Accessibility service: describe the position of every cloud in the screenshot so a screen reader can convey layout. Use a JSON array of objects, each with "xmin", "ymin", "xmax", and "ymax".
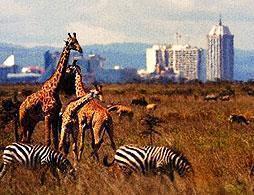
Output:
[
  {"xmin": 0, "ymin": 0, "xmax": 31, "ymax": 17},
  {"xmin": 0, "ymin": 0, "xmax": 253, "ymax": 49},
  {"xmin": 66, "ymin": 22, "xmax": 132, "ymax": 45}
]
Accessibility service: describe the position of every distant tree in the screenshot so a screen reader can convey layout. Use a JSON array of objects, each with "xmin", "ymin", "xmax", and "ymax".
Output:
[{"xmin": 140, "ymin": 114, "xmax": 162, "ymax": 145}]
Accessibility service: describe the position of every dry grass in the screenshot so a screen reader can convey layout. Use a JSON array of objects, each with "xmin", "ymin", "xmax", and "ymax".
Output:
[{"xmin": 1, "ymin": 83, "xmax": 254, "ymax": 194}]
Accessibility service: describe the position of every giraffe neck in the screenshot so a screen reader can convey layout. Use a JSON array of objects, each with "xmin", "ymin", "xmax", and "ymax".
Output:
[
  {"xmin": 71, "ymin": 94, "xmax": 93, "ymax": 115},
  {"xmin": 75, "ymin": 70, "xmax": 90, "ymax": 98},
  {"xmin": 43, "ymin": 47, "xmax": 70, "ymax": 93}
]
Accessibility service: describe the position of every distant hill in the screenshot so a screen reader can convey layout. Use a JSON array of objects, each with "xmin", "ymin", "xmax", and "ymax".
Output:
[{"xmin": 0, "ymin": 42, "xmax": 253, "ymax": 81}]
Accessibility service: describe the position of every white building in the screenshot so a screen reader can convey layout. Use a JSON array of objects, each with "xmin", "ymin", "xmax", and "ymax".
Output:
[
  {"xmin": 146, "ymin": 45, "xmax": 166, "ymax": 73},
  {"xmin": 167, "ymin": 45, "xmax": 202, "ymax": 80},
  {"xmin": 206, "ymin": 19, "xmax": 234, "ymax": 81},
  {"xmin": 146, "ymin": 44, "xmax": 203, "ymax": 80},
  {"xmin": 0, "ymin": 55, "xmax": 19, "ymax": 82}
]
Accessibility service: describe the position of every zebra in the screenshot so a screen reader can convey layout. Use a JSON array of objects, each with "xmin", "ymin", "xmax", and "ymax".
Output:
[
  {"xmin": 103, "ymin": 145, "xmax": 193, "ymax": 181},
  {"xmin": 0, "ymin": 142, "xmax": 76, "ymax": 185}
]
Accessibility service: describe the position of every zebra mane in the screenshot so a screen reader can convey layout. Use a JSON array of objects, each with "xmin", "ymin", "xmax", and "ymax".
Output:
[{"xmin": 169, "ymin": 147, "xmax": 190, "ymax": 162}]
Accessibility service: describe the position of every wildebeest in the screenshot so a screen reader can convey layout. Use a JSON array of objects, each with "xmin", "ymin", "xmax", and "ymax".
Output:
[
  {"xmin": 131, "ymin": 97, "xmax": 148, "ymax": 106},
  {"xmin": 247, "ymin": 90, "xmax": 254, "ymax": 96},
  {"xmin": 204, "ymin": 94, "xmax": 218, "ymax": 101},
  {"xmin": 228, "ymin": 114, "xmax": 249, "ymax": 125},
  {"xmin": 219, "ymin": 95, "xmax": 230, "ymax": 101},
  {"xmin": 107, "ymin": 104, "xmax": 134, "ymax": 120},
  {"xmin": 146, "ymin": 103, "xmax": 157, "ymax": 111}
]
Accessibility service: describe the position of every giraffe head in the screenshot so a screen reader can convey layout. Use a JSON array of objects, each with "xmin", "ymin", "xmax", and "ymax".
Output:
[
  {"xmin": 66, "ymin": 62, "xmax": 103, "ymax": 101},
  {"xmin": 91, "ymin": 83, "xmax": 103, "ymax": 101},
  {"xmin": 60, "ymin": 63, "xmax": 77, "ymax": 96},
  {"xmin": 65, "ymin": 33, "xmax": 83, "ymax": 53},
  {"xmin": 63, "ymin": 62, "xmax": 83, "ymax": 96}
]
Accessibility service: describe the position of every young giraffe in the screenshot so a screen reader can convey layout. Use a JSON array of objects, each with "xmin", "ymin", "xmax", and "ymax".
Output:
[
  {"xmin": 18, "ymin": 33, "xmax": 82, "ymax": 149},
  {"xmin": 59, "ymin": 63, "xmax": 116, "ymax": 161},
  {"xmin": 59, "ymin": 90, "xmax": 100, "ymax": 163}
]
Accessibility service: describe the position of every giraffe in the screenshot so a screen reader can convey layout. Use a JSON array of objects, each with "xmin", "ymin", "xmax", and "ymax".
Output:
[
  {"xmin": 59, "ymin": 63, "xmax": 116, "ymax": 161},
  {"xmin": 18, "ymin": 33, "xmax": 82, "ymax": 149},
  {"xmin": 58, "ymin": 90, "xmax": 100, "ymax": 164}
]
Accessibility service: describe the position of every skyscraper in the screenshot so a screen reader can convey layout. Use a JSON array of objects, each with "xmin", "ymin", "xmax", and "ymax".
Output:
[{"xmin": 206, "ymin": 18, "xmax": 234, "ymax": 81}]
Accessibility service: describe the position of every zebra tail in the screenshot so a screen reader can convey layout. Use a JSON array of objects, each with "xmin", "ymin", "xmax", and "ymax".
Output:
[
  {"xmin": 103, "ymin": 155, "xmax": 115, "ymax": 167},
  {"xmin": 0, "ymin": 146, "xmax": 6, "ymax": 151},
  {"xmin": 0, "ymin": 163, "xmax": 3, "ymax": 172}
]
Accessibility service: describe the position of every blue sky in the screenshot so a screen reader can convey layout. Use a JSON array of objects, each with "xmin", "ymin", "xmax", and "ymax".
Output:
[{"xmin": 1, "ymin": 0, "xmax": 254, "ymax": 49}]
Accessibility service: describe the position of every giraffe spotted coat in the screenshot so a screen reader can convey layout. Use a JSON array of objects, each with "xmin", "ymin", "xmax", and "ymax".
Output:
[
  {"xmin": 59, "ymin": 64, "xmax": 116, "ymax": 161},
  {"xmin": 18, "ymin": 33, "xmax": 82, "ymax": 149}
]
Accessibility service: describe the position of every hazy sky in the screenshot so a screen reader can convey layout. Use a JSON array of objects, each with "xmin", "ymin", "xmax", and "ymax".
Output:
[{"xmin": 1, "ymin": 0, "xmax": 254, "ymax": 49}]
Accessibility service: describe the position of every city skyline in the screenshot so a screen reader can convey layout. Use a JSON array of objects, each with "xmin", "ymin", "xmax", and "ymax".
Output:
[{"xmin": 0, "ymin": 1, "xmax": 254, "ymax": 49}]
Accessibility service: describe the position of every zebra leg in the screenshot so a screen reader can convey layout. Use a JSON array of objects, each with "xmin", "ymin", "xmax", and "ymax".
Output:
[
  {"xmin": 9, "ymin": 165, "xmax": 17, "ymax": 184},
  {"xmin": 50, "ymin": 166, "xmax": 60, "ymax": 186},
  {"xmin": 0, "ymin": 164, "xmax": 10, "ymax": 181},
  {"xmin": 38, "ymin": 164, "xmax": 49, "ymax": 185}
]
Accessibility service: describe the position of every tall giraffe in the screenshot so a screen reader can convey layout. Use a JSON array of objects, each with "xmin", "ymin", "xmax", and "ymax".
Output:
[
  {"xmin": 18, "ymin": 33, "xmax": 82, "ymax": 149},
  {"xmin": 59, "ymin": 63, "xmax": 116, "ymax": 161}
]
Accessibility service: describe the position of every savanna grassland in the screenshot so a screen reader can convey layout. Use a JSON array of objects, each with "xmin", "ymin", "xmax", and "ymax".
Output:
[{"xmin": 0, "ymin": 82, "xmax": 254, "ymax": 194}]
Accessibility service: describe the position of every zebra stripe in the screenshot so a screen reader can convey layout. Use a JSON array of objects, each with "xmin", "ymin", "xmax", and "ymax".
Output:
[
  {"xmin": 0, "ymin": 143, "xmax": 76, "ymax": 183},
  {"xmin": 104, "ymin": 145, "xmax": 192, "ymax": 178}
]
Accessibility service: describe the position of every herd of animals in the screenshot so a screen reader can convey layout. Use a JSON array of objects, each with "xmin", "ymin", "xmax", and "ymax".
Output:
[{"xmin": 0, "ymin": 33, "xmax": 252, "ymax": 190}]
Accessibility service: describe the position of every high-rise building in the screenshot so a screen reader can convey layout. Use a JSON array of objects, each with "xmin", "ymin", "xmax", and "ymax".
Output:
[
  {"xmin": 146, "ymin": 45, "xmax": 166, "ymax": 73},
  {"xmin": 166, "ymin": 45, "xmax": 202, "ymax": 80},
  {"xmin": 206, "ymin": 18, "xmax": 234, "ymax": 81},
  {"xmin": 146, "ymin": 44, "xmax": 203, "ymax": 80}
]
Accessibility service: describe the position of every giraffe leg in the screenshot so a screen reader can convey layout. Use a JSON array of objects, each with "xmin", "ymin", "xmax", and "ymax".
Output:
[
  {"xmin": 105, "ymin": 121, "xmax": 116, "ymax": 151},
  {"xmin": 90, "ymin": 123, "xmax": 105, "ymax": 161},
  {"xmin": 71, "ymin": 126, "xmax": 79, "ymax": 165},
  {"xmin": 62, "ymin": 132, "xmax": 71, "ymax": 157},
  {"xmin": 20, "ymin": 125, "xmax": 27, "ymax": 143},
  {"xmin": 78, "ymin": 122, "xmax": 87, "ymax": 161},
  {"xmin": 26, "ymin": 121, "xmax": 37, "ymax": 143},
  {"xmin": 52, "ymin": 114, "xmax": 60, "ymax": 150},
  {"xmin": 91, "ymin": 139, "xmax": 100, "ymax": 161},
  {"xmin": 44, "ymin": 115, "xmax": 52, "ymax": 146},
  {"xmin": 20, "ymin": 119, "xmax": 30, "ymax": 143}
]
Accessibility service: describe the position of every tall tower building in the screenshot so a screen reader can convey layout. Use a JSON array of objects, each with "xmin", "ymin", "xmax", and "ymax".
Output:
[{"xmin": 206, "ymin": 18, "xmax": 234, "ymax": 81}]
